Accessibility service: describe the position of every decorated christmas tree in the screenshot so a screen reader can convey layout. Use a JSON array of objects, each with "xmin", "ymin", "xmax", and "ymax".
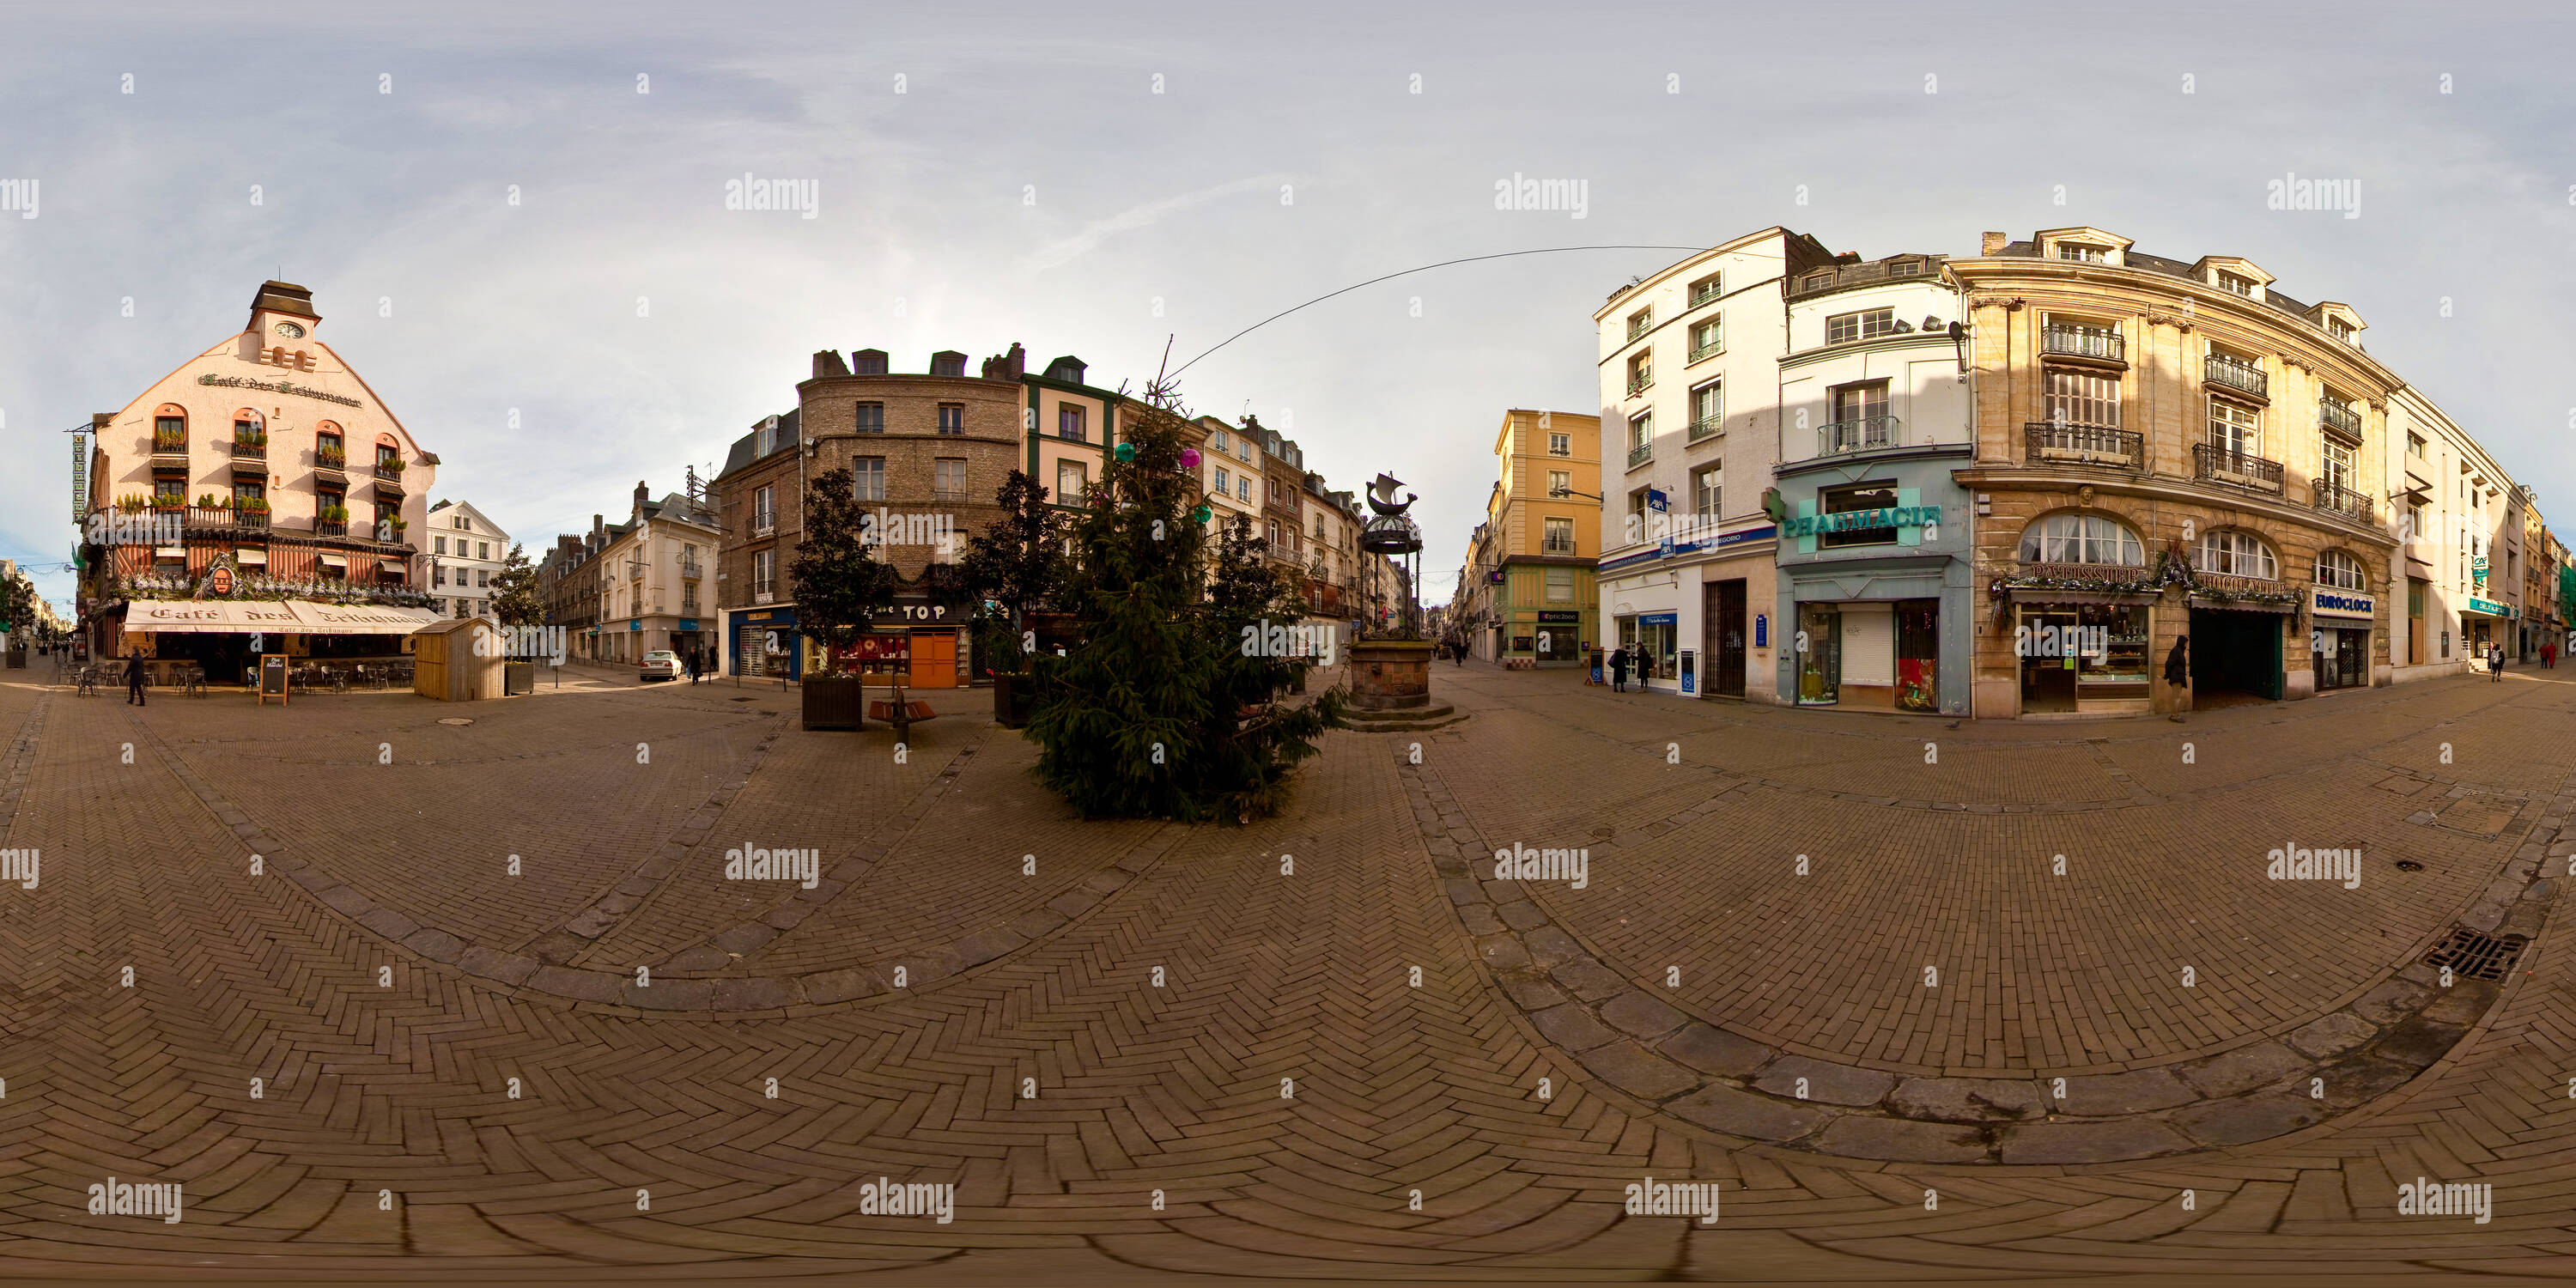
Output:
[
  {"xmin": 789, "ymin": 466, "xmax": 899, "ymax": 671},
  {"xmin": 1027, "ymin": 381, "xmax": 1339, "ymax": 822}
]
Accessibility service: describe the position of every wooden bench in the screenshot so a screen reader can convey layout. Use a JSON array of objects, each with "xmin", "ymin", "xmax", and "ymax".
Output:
[{"xmin": 866, "ymin": 697, "xmax": 939, "ymax": 743}]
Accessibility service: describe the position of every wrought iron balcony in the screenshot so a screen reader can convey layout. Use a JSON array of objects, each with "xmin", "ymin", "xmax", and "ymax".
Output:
[
  {"xmin": 315, "ymin": 520, "xmax": 347, "ymax": 538},
  {"xmin": 150, "ymin": 434, "xmax": 188, "ymax": 458},
  {"xmin": 373, "ymin": 463, "xmax": 406, "ymax": 488},
  {"xmin": 2312, "ymin": 481, "xmax": 2375, "ymax": 526},
  {"xmin": 1689, "ymin": 283, "xmax": 1721, "ymax": 308},
  {"xmin": 679, "ymin": 560, "xmax": 704, "ymax": 579},
  {"xmin": 229, "ymin": 437, "xmax": 267, "ymax": 459},
  {"xmin": 313, "ymin": 449, "xmax": 346, "ymax": 475},
  {"xmin": 2319, "ymin": 399, "xmax": 2362, "ymax": 439},
  {"xmin": 2204, "ymin": 355, "xmax": 2267, "ymax": 399},
  {"xmin": 2025, "ymin": 422, "xmax": 2143, "ymax": 470},
  {"xmin": 2042, "ymin": 324, "xmax": 2124, "ymax": 362},
  {"xmin": 1626, "ymin": 370, "xmax": 1653, "ymax": 397},
  {"xmin": 1819, "ymin": 415, "xmax": 1899, "ymax": 455},
  {"xmin": 1626, "ymin": 441, "xmax": 1654, "ymax": 470},
  {"xmin": 1689, "ymin": 340, "xmax": 1722, "ymax": 362},
  {"xmin": 1688, "ymin": 413, "xmax": 1722, "ymax": 442},
  {"xmin": 2193, "ymin": 442, "xmax": 2284, "ymax": 492}
]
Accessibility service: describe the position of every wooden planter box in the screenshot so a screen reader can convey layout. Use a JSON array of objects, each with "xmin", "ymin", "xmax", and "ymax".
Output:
[
  {"xmin": 802, "ymin": 674, "xmax": 867, "ymax": 731},
  {"xmin": 503, "ymin": 661, "xmax": 536, "ymax": 695},
  {"xmin": 992, "ymin": 672, "xmax": 1036, "ymax": 728}
]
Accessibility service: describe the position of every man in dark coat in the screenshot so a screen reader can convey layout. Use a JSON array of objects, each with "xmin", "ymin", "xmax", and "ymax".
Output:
[
  {"xmin": 126, "ymin": 653, "xmax": 148, "ymax": 706},
  {"xmin": 1608, "ymin": 646, "xmax": 1629, "ymax": 693},
  {"xmin": 2162, "ymin": 635, "xmax": 2188, "ymax": 720}
]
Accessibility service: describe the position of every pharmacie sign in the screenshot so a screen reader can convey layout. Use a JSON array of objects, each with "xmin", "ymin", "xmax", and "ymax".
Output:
[
  {"xmin": 2310, "ymin": 587, "xmax": 2376, "ymax": 619},
  {"xmin": 1782, "ymin": 504, "xmax": 1941, "ymax": 538}
]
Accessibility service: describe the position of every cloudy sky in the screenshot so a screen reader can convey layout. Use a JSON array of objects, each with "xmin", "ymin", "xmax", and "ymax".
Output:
[{"xmin": 4, "ymin": 1, "xmax": 2573, "ymax": 617}]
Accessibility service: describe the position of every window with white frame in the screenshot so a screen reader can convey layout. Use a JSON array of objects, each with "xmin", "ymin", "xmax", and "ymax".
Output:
[
  {"xmin": 754, "ymin": 485, "xmax": 775, "ymax": 529},
  {"xmin": 2315, "ymin": 549, "xmax": 2366, "ymax": 590},
  {"xmin": 1692, "ymin": 465, "xmax": 1721, "ymax": 520},
  {"xmin": 2195, "ymin": 530, "xmax": 2278, "ymax": 580},
  {"xmin": 1690, "ymin": 317, "xmax": 1722, "ymax": 359},
  {"xmin": 1826, "ymin": 307, "xmax": 1897, "ymax": 344},
  {"xmin": 1548, "ymin": 432, "xmax": 1570, "ymax": 456},
  {"xmin": 1215, "ymin": 465, "xmax": 1231, "ymax": 495},
  {"xmin": 1628, "ymin": 410, "xmax": 1652, "ymax": 452},
  {"xmin": 2017, "ymin": 513, "xmax": 2143, "ymax": 566},
  {"xmin": 2321, "ymin": 437, "xmax": 2354, "ymax": 494},
  {"xmin": 1057, "ymin": 459, "xmax": 1087, "ymax": 505},
  {"xmin": 1692, "ymin": 379, "xmax": 1723, "ymax": 436},
  {"xmin": 1543, "ymin": 516, "xmax": 1574, "ymax": 555},
  {"xmin": 752, "ymin": 549, "xmax": 776, "ymax": 596},
  {"xmin": 2208, "ymin": 398, "xmax": 2260, "ymax": 457},
  {"xmin": 2216, "ymin": 270, "xmax": 2256, "ymax": 296},
  {"xmin": 2056, "ymin": 242, "xmax": 2106, "ymax": 262},
  {"xmin": 1546, "ymin": 469, "xmax": 1571, "ymax": 497},
  {"xmin": 2044, "ymin": 368, "xmax": 2120, "ymax": 428}
]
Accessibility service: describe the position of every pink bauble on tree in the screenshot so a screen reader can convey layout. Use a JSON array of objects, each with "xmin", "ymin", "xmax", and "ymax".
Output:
[{"xmin": 1180, "ymin": 447, "xmax": 1201, "ymax": 469}]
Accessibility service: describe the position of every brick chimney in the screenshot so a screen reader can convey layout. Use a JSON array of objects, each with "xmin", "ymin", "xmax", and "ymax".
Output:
[
  {"xmin": 812, "ymin": 349, "xmax": 850, "ymax": 380},
  {"xmin": 634, "ymin": 481, "xmax": 649, "ymax": 512},
  {"xmin": 1980, "ymin": 231, "xmax": 2008, "ymax": 256}
]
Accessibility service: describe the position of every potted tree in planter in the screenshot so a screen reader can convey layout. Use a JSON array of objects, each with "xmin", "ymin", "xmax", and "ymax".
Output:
[
  {"xmin": 946, "ymin": 468, "xmax": 1061, "ymax": 728},
  {"xmin": 489, "ymin": 543, "xmax": 544, "ymax": 694},
  {"xmin": 789, "ymin": 465, "xmax": 897, "ymax": 731}
]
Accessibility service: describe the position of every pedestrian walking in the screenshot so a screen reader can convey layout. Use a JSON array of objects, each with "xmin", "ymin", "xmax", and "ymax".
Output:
[
  {"xmin": 685, "ymin": 645, "xmax": 702, "ymax": 684},
  {"xmin": 125, "ymin": 653, "xmax": 147, "ymax": 707},
  {"xmin": 2490, "ymin": 641, "xmax": 2505, "ymax": 682},
  {"xmin": 2546, "ymin": 641, "xmax": 2556, "ymax": 670},
  {"xmin": 2162, "ymin": 635, "xmax": 2189, "ymax": 720},
  {"xmin": 1450, "ymin": 636, "xmax": 1464, "ymax": 666},
  {"xmin": 1608, "ymin": 646, "xmax": 1629, "ymax": 693}
]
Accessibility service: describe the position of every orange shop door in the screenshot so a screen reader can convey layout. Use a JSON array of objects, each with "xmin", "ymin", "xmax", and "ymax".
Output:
[{"xmin": 907, "ymin": 630, "xmax": 957, "ymax": 689}]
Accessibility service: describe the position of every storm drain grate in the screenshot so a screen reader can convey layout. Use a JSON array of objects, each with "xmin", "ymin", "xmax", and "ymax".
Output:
[{"xmin": 2425, "ymin": 927, "xmax": 2527, "ymax": 982}]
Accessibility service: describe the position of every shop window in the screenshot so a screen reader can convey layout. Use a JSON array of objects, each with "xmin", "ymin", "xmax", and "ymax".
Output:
[
  {"xmin": 2195, "ymin": 530, "xmax": 2277, "ymax": 580},
  {"xmin": 1819, "ymin": 482, "xmax": 1899, "ymax": 548},
  {"xmin": 2316, "ymin": 549, "xmax": 2366, "ymax": 590},
  {"xmin": 2016, "ymin": 513, "xmax": 2143, "ymax": 566}
]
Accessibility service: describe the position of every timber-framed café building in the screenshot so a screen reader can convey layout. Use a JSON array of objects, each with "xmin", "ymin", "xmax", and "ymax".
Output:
[{"xmin": 76, "ymin": 282, "xmax": 445, "ymax": 684}]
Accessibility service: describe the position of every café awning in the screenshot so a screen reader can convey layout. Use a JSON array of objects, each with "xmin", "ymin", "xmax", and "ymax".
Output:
[
  {"xmin": 284, "ymin": 601, "xmax": 444, "ymax": 635},
  {"xmin": 124, "ymin": 599, "xmax": 443, "ymax": 635}
]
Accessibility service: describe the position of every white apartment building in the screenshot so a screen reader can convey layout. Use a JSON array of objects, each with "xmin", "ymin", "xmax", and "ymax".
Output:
[
  {"xmin": 425, "ymin": 498, "xmax": 509, "ymax": 620},
  {"xmin": 2386, "ymin": 388, "xmax": 2524, "ymax": 677},
  {"xmin": 1595, "ymin": 226, "xmax": 1840, "ymax": 699},
  {"xmin": 592, "ymin": 481, "xmax": 721, "ymax": 665}
]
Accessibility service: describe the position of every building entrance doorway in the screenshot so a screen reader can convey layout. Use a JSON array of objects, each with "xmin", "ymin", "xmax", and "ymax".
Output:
[
  {"xmin": 1704, "ymin": 579, "xmax": 1746, "ymax": 697},
  {"xmin": 2190, "ymin": 606, "xmax": 2283, "ymax": 702}
]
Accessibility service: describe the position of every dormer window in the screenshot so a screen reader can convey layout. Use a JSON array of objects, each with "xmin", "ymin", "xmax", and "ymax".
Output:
[
  {"xmin": 2327, "ymin": 317, "xmax": 2354, "ymax": 341},
  {"xmin": 1889, "ymin": 260, "xmax": 1923, "ymax": 276},
  {"xmin": 2216, "ymin": 271, "xmax": 2256, "ymax": 296},
  {"xmin": 850, "ymin": 350, "xmax": 889, "ymax": 375},
  {"xmin": 929, "ymin": 351, "xmax": 967, "ymax": 377},
  {"xmin": 2056, "ymin": 242, "xmax": 2107, "ymax": 263},
  {"xmin": 1801, "ymin": 271, "xmax": 1835, "ymax": 291}
]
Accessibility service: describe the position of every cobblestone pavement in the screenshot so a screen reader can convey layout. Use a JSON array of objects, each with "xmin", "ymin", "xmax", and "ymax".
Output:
[{"xmin": 1, "ymin": 654, "xmax": 2573, "ymax": 1284}]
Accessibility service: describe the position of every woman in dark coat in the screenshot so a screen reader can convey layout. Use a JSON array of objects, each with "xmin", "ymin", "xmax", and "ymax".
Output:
[{"xmin": 1608, "ymin": 646, "xmax": 1630, "ymax": 693}]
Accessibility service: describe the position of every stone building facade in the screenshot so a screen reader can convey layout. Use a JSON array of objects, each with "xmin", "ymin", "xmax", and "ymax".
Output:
[{"xmin": 1954, "ymin": 228, "xmax": 2401, "ymax": 717}]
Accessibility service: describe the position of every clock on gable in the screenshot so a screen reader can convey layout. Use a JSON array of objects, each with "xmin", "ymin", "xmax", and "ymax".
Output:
[{"xmin": 275, "ymin": 321, "xmax": 306, "ymax": 338}]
